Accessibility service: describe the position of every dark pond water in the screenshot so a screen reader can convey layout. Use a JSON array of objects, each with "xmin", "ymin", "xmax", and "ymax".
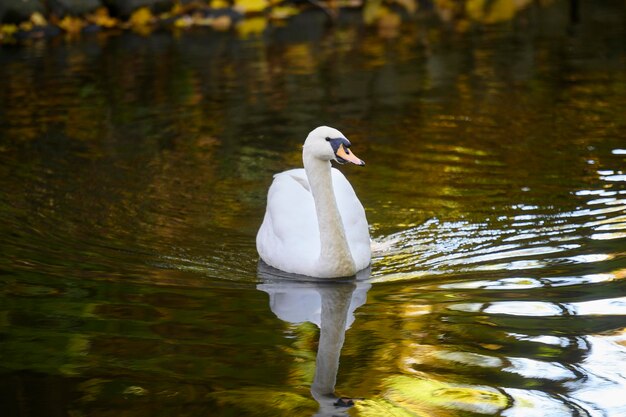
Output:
[{"xmin": 2, "ymin": 1, "xmax": 626, "ymax": 416}]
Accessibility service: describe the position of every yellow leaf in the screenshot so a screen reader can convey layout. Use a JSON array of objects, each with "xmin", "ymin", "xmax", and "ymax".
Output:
[
  {"xmin": 465, "ymin": 0, "xmax": 485, "ymax": 20},
  {"xmin": 466, "ymin": 0, "xmax": 519, "ymax": 24},
  {"xmin": 212, "ymin": 0, "xmax": 231, "ymax": 8},
  {"xmin": 59, "ymin": 16, "xmax": 86, "ymax": 34},
  {"xmin": 129, "ymin": 7, "xmax": 154, "ymax": 27},
  {"xmin": 1, "ymin": 24, "xmax": 19, "ymax": 36},
  {"xmin": 19, "ymin": 21, "xmax": 34, "ymax": 31},
  {"xmin": 363, "ymin": 0, "xmax": 384, "ymax": 25},
  {"xmin": 485, "ymin": 0, "xmax": 516, "ymax": 23},
  {"xmin": 87, "ymin": 8, "xmax": 119, "ymax": 28},
  {"xmin": 269, "ymin": 5, "xmax": 299, "ymax": 20},
  {"xmin": 236, "ymin": 16, "xmax": 267, "ymax": 38},
  {"xmin": 234, "ymin": 0, "xmax": 269, "ymax": 14},
  {"xmin": 212, "ymin": 15, "xmax": 232, "ymax": 31},
  {"xmin": 174, "ymin": 16, "xmax": 193, "ymax": 28},
  {"xmin": 30, "ymin": 12, "xmax": 47, "ymax": 26}
]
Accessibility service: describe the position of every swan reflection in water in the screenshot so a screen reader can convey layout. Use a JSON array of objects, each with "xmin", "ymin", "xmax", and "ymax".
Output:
[{"xmin": 257, "ymin": 261, "xmax": 371, "ymax": 416}]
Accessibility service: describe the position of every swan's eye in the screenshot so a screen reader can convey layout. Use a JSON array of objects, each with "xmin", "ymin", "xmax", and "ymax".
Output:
[{"xmin": 325, "ymin": 137, "xmax": 331, "ymax": 141}]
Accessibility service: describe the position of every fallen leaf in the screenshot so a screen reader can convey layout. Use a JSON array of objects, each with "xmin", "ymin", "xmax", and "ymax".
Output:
[
  {"xmin": 212, "ymin": 15, "xmax": 232, "ymax": 31},
  {"xmin": 87, "ymin": 8, "xmax": 119, "ymax": 28},
  {"xmin": 236, "ymin": 16, "xmax": 267, "ymax": 38},
  {"xmin": 130, "ymin": 7, "xmax": 154, "ymax": 27},
  {"xmin": 59, "ymin": 16, "xmax": 86, "ymax": 34},
  {"xmin": 30, "ymin": 12, "xmax": 48, "ymax": 26},
  {"xmin": 234, "ymin": 0, "xmax": 269, "ymax": 14}
]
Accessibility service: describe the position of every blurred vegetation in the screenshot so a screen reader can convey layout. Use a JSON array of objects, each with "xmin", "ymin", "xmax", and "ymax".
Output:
[{"xmin": 0, "ymin": 0, "xmax": 556, "ymax": 44}]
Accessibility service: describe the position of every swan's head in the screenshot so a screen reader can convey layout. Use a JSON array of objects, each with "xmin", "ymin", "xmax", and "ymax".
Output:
[{"xmin": 303, "ymin": 126, "xmax": 365, "ymax": 166}]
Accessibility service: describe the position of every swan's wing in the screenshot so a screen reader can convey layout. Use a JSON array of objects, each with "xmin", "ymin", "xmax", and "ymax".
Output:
[
  {"xmin": 257, "ymin": 169, "xmax": 320, "ymax": 271},
  {"xmin": 257, "ymin": 167, "xmax": 371, "ymax": 273},
  {"xmin": 331, "ymin": 168, "xmax": 371, "ymax": 270}
]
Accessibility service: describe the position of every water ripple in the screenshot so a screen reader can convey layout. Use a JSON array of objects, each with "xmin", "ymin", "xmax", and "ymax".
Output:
[
  {"xmin": 373, "ymin": 175, "xmax": 626, "ymax": 281},
  {"xmin": 367, "ymin": 154, "xmax": 626, "ymax": 416}
]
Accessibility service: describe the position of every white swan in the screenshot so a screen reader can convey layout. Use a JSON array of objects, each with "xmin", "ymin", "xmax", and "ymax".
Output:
[{"xmin": 256, "ymin": 126, "xmax": 371, "ymax": 278}]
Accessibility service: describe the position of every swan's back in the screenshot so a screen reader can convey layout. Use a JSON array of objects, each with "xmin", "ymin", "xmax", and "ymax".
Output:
[{"xmin": 256, "ymin": 168, "xmax": 370, "ymax": 276}]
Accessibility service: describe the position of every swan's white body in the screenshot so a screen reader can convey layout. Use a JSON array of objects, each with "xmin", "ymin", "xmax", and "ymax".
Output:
[{"xmin": 256, "ymin": 127, "xmax": 371, "ymax": 278}]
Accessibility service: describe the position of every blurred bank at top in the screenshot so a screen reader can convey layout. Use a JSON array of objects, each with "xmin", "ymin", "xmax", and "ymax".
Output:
[{"xmin": 0, "ymin": 0, "xmax": 605, "ymax": 45}]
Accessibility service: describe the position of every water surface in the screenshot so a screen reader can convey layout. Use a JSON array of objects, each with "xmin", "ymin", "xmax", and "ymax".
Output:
[{"xmin": 1, "ymin": 1, "xmax": 626, "ymax": 416}]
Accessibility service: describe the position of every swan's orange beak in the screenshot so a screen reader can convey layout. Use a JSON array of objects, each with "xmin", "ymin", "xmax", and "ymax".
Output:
[{"xmin": 336, "ymin": 145, "xmax": 365, "ymax": 166}]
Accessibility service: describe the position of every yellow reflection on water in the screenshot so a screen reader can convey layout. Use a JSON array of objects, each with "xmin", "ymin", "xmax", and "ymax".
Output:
[
  {"xmin": 591, "ymin": 231, "xmax": 626, "ymax": 241},
  {"xmin": 354, "ymin": 374, "xmax": 508, "ymax": 417}
]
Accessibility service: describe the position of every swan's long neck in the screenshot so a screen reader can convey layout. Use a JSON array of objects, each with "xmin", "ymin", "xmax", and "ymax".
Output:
[{"xmin": 304, "ymin": 152, "xmax": 356, "ymax": 277}]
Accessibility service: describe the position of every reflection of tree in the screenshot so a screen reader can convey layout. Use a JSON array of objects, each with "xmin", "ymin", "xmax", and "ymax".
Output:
[{"xmin": 336, "ymin": 279, "xmax": 602, "ymax": 415}]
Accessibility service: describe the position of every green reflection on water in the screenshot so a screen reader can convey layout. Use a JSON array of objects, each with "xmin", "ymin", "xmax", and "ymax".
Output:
[{"xmin": 1, "ymin": 1, "xmax": 626, "ymax": 416}]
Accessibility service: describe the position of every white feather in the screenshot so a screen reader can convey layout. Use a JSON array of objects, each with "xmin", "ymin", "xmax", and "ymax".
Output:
[{"xmin": 256, "ymin": 127, "xmax": 371, "ymax": 278}]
